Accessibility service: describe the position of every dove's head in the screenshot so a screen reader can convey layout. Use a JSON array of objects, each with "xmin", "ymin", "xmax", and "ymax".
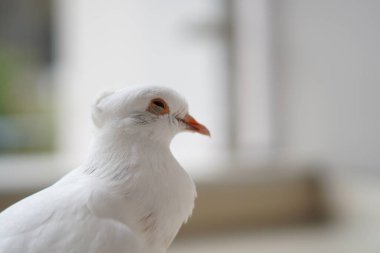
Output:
[{"xmin": 91, "ymin": 86, "xmax": 210, "ymax": 145}]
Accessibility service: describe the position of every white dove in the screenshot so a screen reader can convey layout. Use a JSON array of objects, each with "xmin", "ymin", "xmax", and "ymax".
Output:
[{"xmin": 0, "ymin": 86, "xmax": 210, "ymax": 253}]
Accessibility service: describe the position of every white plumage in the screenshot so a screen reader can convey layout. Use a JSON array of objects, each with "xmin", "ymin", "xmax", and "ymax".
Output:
[{"xmin": 0, "ymin": 86, "xmax": 210, "ymax": 253}]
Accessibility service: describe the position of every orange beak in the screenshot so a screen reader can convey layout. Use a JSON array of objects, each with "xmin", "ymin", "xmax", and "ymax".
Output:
[{"xmin": 179, "ymin": 114, "xmax": 210, "ymax": 136}]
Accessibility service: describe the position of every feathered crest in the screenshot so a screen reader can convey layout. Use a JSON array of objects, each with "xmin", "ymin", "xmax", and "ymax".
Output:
[{"xmin": 91, "ymin": 90, "xmax": 115, "ymax": 128}]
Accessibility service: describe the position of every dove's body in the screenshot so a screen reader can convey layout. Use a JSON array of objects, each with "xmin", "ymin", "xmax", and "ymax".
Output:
[
  {"xmin": 0, "ymin": 137, "xmax": 196, "ymax": 253},
  {"xmin": 0, "ymin": 86, "xmax": 207, "ymax": 253}
]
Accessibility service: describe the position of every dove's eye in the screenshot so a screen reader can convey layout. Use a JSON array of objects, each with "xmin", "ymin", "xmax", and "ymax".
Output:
[
  {"xmin": 147, "ymin": 98, "xmax": 170, "ymax": 115},
  {"xmin": 153, "ymin": 100, "xmax": 165, "ymax": 109}
]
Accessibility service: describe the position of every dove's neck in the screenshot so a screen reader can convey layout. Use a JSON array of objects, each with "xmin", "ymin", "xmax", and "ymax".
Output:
[{"xmin": 82, "ymin": 129, "xmax": 173, "ymax": 180}]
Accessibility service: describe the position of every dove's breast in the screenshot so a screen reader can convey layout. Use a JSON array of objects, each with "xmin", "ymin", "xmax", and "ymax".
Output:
[
  {"xmin": 143, "ymin": 160, "xmax": 196, "ymax": 249},
  {"xmin": 95, "ymin": 152, "xmax": 197, "ymax": 252}
]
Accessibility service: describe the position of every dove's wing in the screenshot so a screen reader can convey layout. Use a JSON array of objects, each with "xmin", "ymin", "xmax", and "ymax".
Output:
[{"xmin": 0, "ymin": 171, "xmax": 141, "ymax": 253}]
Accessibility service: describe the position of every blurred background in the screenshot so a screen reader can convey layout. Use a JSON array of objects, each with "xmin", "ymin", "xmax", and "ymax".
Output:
[{"xmin": 1, "ymin": 0, "xmax": 380, "ymax": 252}]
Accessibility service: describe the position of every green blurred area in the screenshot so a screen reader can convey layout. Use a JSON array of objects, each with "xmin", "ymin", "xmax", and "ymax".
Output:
[
  {"xmin": 0, "ymin": 46, "xmax": 43, "ymax": 114},
  {"xmin": 0, "ymin": 47, "xmax": 54, "ymax": 153}
]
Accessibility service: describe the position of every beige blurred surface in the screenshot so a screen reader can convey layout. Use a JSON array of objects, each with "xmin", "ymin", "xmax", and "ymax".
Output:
[
  {"xmin": 178, "ymin": 168, "xmax": 326, "ymax": 237},
  {"xmin": 170, "ymin": 224, "xmax": 380, "ymax": 253},
  {"xmin": 170, "ymin": 174, "xmax": 380, "ymax": 253}
]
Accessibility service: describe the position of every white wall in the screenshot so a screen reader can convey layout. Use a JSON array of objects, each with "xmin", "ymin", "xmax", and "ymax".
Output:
[
  {"xmin": 275, "ymin": 0, "xmax": 380, "ymax": 171},
  {"xmin": 234, "ymin": 0, "xmax": 274, "ymax": 159}
]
